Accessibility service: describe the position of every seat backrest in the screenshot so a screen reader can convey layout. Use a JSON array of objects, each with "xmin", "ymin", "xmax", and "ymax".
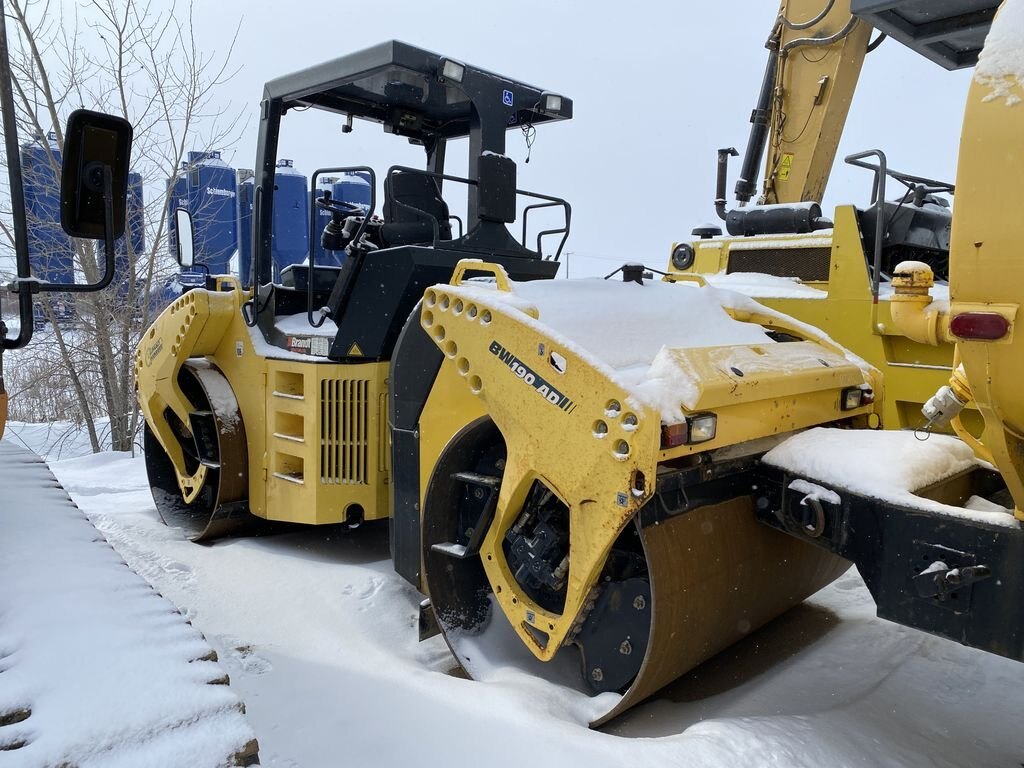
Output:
[{"xmin": 382, "ymin": 171, "xmax": 453, "ymax": 246}]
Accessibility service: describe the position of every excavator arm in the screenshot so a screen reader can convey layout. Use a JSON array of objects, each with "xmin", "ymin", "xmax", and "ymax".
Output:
[
  {"xmin": 762, "ymin": 0, "xmax": 873, "ymax": 203},
  {"xmin": 734, "ymin": 0, "xmax": 872, "ymax": 207}
]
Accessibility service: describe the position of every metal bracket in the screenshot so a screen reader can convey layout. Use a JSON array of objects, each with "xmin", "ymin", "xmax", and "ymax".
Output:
[
  {"xmin": 914, "ymin": 563, "xmax": 992, "ymax": 601},
  {"xmin": 430, "ymin": 470, "xmax": 501, "ymax": 559}
]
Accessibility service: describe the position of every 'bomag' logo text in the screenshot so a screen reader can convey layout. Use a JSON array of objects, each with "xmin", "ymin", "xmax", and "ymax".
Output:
[
  {"xmin": 145, "ymin": 338, "xmax": 163, "ymax": 367},
  {"xmin": 489, "ymin": 340, "xmax": 575, "ymax": 413}
]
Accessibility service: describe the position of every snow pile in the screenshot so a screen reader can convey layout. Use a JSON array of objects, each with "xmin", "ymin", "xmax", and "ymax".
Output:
[
  {"xmin": 976, "ymin": 0, "xmax": 1024, "ymax": 105},
  {"xmin": 274, "ymin": 311, "xmax": 338, "ymax": 337},
  {"xmin": 726, "ymin": 233, "xmax": 834, "ymax": 251},
  {"xmin": 700, "ymin": 271, "xmax": 828, "ymax": 299},
  {"xmin": 511, "ymin": 279, "xmax": 773, "ymax": 368},
  {"xmin": 763, "ymin": 428, "xmax": 1017, "ymax": 526},
  {"xmin": 789, "ymin": 478, "xmax": 842, "ymax": 507},
  {"xmin": 0, "ymin": 443, "xmax": 255, "ymax": 767},
  {"xmin": 446, "ymin": 275, "xmax": 871, "ymax": 422}
]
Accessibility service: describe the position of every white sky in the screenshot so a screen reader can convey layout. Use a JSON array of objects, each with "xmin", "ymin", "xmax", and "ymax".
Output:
[{"xmin": 4, "ymin": 1, "xmax": 975, "ymax": 281}]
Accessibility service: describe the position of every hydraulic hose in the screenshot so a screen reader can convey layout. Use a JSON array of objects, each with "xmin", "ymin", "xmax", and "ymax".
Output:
[
  {"xmin": 779, "ymin": 0, "xmax": 836, "ymax": 30},
  {"xmin": 782, "ymin": 15, "xmax": 859, "ymax": 54}
]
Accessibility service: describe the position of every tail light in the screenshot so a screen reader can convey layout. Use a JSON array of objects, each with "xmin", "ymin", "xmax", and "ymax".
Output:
[{"xmin": 950, "ymin": 312, "xmax": 1009, "ymax": 341}]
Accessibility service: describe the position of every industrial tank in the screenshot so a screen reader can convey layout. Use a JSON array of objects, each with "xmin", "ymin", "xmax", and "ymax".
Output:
[
  {"xmin": 21, "ymin": 132, "xmax": 73, "ymax": 286},
  {"xmin": 237, "ymin": 160, "xmax": 309, "ymax": 285},
  {"xmin": 236, "ymin": 171, "xmax": 254, "ymax": 286},
  {"xmin": 271, "ymin": 159, "xmax": 309, "ymax": 280},
  {"xmin": 168, "ymin": 151, "xmax": 237, "ymax": 276}
]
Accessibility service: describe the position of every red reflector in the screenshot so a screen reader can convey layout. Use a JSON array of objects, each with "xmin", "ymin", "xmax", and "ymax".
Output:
[
  {"xmin": 661, "ymin": 422, "xmax": 689, "ymax": 448},
  {"xmin": 950, "ymin": 312, "xmax": 1010, "ymax": 341}
]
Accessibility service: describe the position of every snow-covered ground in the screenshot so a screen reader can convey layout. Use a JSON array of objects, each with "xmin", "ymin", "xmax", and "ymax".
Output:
[
  {"xmin": 0, "ymin": 441, "xmax": 254, "ymax": 768},
  {"xmin": 9, "ymin": 434, "xmax": 1014, "ymax": 768}
]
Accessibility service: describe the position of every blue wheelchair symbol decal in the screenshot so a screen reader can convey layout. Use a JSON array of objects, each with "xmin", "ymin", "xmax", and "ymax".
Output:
[{"xmin": 502, "ymin": 89, "xmax": 514, "ymax": 107}]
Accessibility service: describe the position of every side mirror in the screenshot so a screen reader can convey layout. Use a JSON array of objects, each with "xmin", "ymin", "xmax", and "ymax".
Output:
[
  {"xmin": 60, "ymin": 109, "xmax": 133, "ymax": 240},
  {"xmin": 174, "ymin": 208, "xmax": 195, "ymax": 268}
]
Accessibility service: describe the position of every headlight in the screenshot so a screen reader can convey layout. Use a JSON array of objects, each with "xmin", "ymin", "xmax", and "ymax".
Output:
[
  {"xmin": 688, "ymin": 413, "xmax": 717, "ymax": 443},
  {"xmin": 440, "ymin": 58, "xmax": 465, "ymax": 83},
  {"xmin": 671, "ymin": 243, "xmax": 695, "ymax": 271},
  {"xmin": 541, "ymin": 92, "xmax": 563, "ymax": 113},
  {"xmin": 840, "ymin": 386, "xmax": 873, "ymax": 411}
]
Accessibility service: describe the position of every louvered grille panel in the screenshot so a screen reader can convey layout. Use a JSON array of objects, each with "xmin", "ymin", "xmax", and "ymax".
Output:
[
  {"xmin": 320, "ymin": 378, "xmax": 370, "ymax": 484},
  {"xmin": 726, "ymin": 247, "xmax": 832, "ymax": 282}
]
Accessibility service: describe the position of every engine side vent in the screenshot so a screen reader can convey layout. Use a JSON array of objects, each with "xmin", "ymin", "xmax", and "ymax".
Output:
[
  {"xmin": 320, "ymin": 378, "xmax": 369, "ymax": 485},
  {"xmin": 726, "ymin": 247, "xmax": 832, "ymax": 282}
]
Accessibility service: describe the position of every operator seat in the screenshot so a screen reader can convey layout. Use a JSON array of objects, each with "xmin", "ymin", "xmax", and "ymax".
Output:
[{"xmin": 382, "ymin": 171, "xmax": 453, "ymax": 247}]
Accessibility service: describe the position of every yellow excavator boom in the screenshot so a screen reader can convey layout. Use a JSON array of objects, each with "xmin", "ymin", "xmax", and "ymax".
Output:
[{"xmin": 758, "ymin": 0, "xmax": 872, "ymax": 204}]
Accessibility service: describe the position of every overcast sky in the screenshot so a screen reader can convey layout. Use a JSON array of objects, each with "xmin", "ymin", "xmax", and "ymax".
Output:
[{"xmin": 5, "ymin": 1, "xmax": 975, "ymax": 281}]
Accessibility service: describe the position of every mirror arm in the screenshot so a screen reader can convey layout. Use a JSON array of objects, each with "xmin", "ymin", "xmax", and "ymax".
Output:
[{"xmin": 97, "ymin": 166, "xmax": 116, "ymax": 291}]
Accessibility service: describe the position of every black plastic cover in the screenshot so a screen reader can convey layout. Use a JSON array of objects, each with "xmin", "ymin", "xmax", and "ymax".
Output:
[{"xmin": 477, "ymin": 153, "xmax": 517, "ymax": 223}]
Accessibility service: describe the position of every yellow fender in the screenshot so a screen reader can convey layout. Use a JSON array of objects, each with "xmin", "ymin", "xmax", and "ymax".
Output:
[
  {"xmin": 424, "ymin": 260, "xmax": 879, "ymax": 660},
  {"xmin": 135, "ymin": 285, "xmax": 238, "ymax": 502}
]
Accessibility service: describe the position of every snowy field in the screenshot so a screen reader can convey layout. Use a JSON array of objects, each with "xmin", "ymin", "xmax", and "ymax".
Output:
[{"xmin": 5, "ymin": 423, "xmax": 1023, "ymax": 767}]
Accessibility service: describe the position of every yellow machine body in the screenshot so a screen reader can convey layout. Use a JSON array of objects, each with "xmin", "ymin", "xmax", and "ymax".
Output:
[
  {"xmin": 135, "ymin": 278, "xmax": 390, "ymax": 532},
  {"xmin": 666, "ymin": 209, "xmax": 986, "ymax": 434},
  {"xmin": 947, "ymin": 32, "xmax": 1024, "ymax": 517}
]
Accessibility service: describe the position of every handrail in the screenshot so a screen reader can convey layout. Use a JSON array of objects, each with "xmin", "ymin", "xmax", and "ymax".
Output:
[
  {"xmin": 384, "ymin": 165, "xmax": 572, "ymax": 259},
  {"xmin": 845, "ymin": 149, "xmax": 956, "ymax": 313},
  {"xmin": 845, "ymin": 150, "xmax": 888, "ymax": 312},
  {"xmin": 305, "ymin": 166, "xmax": 376, "ymax": 329},
  {"xmin": 521, "ymin": 200, "xmax": 571, "ymax": 261}
]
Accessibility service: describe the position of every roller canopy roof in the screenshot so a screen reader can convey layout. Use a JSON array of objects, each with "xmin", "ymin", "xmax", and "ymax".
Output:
[{"xmin": 263, "ymin": 40, "xmax": 573, "ymax": 141}]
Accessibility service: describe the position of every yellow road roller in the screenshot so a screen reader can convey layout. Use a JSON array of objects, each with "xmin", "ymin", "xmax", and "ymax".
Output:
[{"xmin": 136, "ymin": 41, "xmax": 879, "ymax": 721}]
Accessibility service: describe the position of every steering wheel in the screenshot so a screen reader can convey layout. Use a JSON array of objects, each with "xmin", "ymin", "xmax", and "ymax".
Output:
[{"xmin": 315, "ymin": 195, "xmax": 364, "ymax": 218}]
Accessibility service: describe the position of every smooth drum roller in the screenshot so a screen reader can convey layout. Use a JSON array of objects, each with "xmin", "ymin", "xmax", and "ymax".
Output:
[
  {"xmin": 143, "ymin": 360, "xmax": 251, "ymax": 542},
  {"xmin": 423, "ymin": 421, "xmax": 847, "ymax": 725},
  {"xmin": 419, "ymin": 263, "xmax": 875, "ymax": 722}
]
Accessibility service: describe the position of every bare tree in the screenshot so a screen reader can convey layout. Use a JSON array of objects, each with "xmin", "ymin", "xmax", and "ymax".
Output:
[{"xmin": 0, "ymin": 0, "xmax": 242, "ymax": 452}]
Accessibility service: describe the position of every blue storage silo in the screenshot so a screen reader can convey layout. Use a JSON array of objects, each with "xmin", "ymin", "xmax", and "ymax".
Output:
[
  {"xmin": 310, "ymin": 172, "xmax": 371, "ymax": 267},
  {"xmin": 236, "ymin": 171, "xmax": 255, "ymax": 287},
  {"xmin": 271, "ymin": 159, "xmax": 309, "ymax": 281},
  {"xmin": 167, "ymin": 167, "xmax": 189, "ymax": 264},
  {"xmin": 168, "ymin": 150, "xmax": 237, "ymax": 276},
  {"xmin": 237, "ymin": 161, "xmax": 309, "ymax": 286},
  {"xmin": 21, "ymin": 132, "xmax": 73, "ymax": 286}
]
